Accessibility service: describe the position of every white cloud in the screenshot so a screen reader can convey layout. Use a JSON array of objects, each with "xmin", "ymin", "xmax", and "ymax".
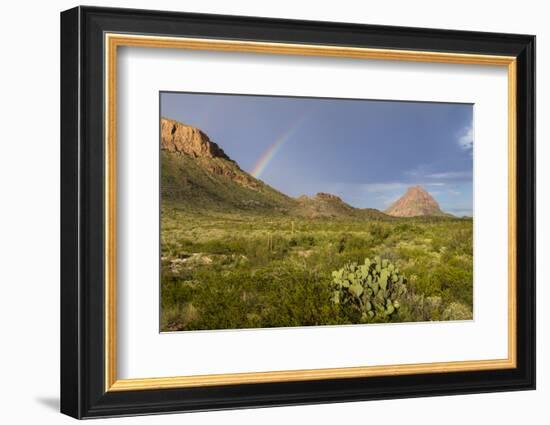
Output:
[
  {"xmin": 375, "ymin": 194, "xmax": 397, "ymax": 207},
  {"xmin": 406, "ymin": 164, "xmax": 471, "ymax": 182},
  {"xmin": 447, "ymin": 207, "xmax": 473, "ymax": 217},
  {"xmin": 363, "ymin": 182, "xmax": 410, "ymax": 193},
  {"xmin": 458, "ymin": 125, "xmax": 474, "ymax": 151},
  {"xmin": 361, "ymin": 181, "xmax": 445, "ymax": 193},
  {"xmin": 426, "ymin": 171, "xmax": 472, "ymax": 180}
]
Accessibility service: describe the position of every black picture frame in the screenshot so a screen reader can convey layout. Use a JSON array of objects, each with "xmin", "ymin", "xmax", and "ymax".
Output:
[{"xmin": 61, "ymin": 5, "xmax": 535, "ymax": 419}]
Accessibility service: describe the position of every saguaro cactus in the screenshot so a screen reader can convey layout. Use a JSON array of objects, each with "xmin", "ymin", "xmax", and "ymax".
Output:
[{"xmin": 331, "ymin": 256, "xmax": 407, "ymax": 322}]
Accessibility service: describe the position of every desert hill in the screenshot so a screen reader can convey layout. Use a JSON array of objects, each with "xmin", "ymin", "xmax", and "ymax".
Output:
[
  {"xmin": 295, "ymin": 193, "xmax": 354, "ymax": 218},
  {"xmin": 296, "ymin": 193, "xmax": 387, "ymax": 219},
  {"xmin": 161, "ymin": 118, "xmax": 451, "ymax": 220},
  {"xmin": 385, "ymin": 185, "xmax": 450, "ymax": 217},
  {"xmin": 162, "ymin": 117, "xmax": 378, "ymax": 218},
  {"xmin": 161, "ymin": 117, "xmax": 295, "ymax": 212}
]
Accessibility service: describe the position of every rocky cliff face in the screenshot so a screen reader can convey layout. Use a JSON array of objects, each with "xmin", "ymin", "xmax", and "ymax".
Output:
[
  {"xmin": 385, "ymin": 185, "xmax": 447, "ymax": 217},
  {"xmin": 161, "ymin": 117, "xmax": 231, "ymax": 160},
  {"xmin": 161, "ymin": 117, "xmax": 262, "ymax": 190}
]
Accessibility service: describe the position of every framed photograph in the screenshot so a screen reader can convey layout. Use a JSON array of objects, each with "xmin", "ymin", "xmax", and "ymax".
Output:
[{"xmin": 60, "ymin": 6, "xmax": 535, "ymax": 419}]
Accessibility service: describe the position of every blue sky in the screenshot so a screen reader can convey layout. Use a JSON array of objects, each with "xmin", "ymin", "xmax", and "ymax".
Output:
[{"xmin": 161, "ymin": 92, "xmax": 474, "ymax": 216}]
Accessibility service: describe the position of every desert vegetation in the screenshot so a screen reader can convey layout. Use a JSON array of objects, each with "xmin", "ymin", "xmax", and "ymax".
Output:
[
  {"xmin": 159, "ymin": 117, "xmax": 473, "ymax": 331},
  {"xmin": 161, "ymin": 205, "xmax": 473, "ymax": 331}
]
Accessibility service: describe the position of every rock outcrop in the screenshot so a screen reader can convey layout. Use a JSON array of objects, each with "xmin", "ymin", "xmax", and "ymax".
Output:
[
  {"xmin": 295, "ymin": 192, "xmax": 354, "ymax": 218},
  {"xmin": 161, "ymin": 117, "xmax": 262, "ymax": 190},
  {"xmin": 314, "ymin": 192, "xmax": 344, "ymax": 203},
  {"xmin": 161, "ymin": 117, "xmax": 231, "ymax": 160},
  {"xmin": 385, "ymin": 185, "xmax": 447, "ymax": 217}
]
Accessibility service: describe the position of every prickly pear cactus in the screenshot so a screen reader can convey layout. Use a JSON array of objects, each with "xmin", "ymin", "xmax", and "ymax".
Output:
[{"xmin": 331, "ymin": 256, "xmax": 407, "ymax": 322}]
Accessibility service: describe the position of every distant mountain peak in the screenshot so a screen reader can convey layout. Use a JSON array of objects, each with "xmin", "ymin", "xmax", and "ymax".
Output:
[
  {"xmin": 161, "ymin": 117, "xmax": 231, "ymax": 160},
  {"xmin": 385, "ymin": 185, "xmax": 447, "ymax": 217}
]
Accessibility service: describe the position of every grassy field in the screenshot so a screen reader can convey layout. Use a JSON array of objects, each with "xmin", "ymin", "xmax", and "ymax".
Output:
[{"xmin": 160, "ymin": 203, "xmax": 473, "ymax": 331}]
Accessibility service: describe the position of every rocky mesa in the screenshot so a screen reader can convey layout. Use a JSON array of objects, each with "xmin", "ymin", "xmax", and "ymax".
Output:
[
  {"xmin": 160, "ymin": 117, "xmax": 298, "ymax": 212},
  {"xmin": 161, "ymin": 117, "xmax": 231, "ymax": 160},
  {"xmin": 161, "ymin": 117, "xmax": 265, "ymax": 191}
]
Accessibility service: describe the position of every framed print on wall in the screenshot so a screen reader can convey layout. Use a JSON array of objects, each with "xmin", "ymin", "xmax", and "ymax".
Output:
[{"xmin": 60, "ymin": 6, "xmax": 536, "ymax": 419}]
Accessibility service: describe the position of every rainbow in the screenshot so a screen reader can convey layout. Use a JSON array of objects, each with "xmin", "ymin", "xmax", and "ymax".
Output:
[{"xmin": 250, "ymin": 114, "xmax": 309, "ymax": 179}]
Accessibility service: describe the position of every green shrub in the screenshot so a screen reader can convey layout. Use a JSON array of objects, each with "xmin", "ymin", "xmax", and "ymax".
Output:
[
  {"xmin": 331, "ymin": 256, "xmax": 408, "ymax": 322},
  {"xmin": 397, "ymin": 294, "xmax": 443, "ymax": 322},
  {"xmin": 442, "ymin": 302, "xmax": 473, "ymax": 321},
  {"xmin": 161, "ymin": 303, "xmax": 199, "ymax": 331}
]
